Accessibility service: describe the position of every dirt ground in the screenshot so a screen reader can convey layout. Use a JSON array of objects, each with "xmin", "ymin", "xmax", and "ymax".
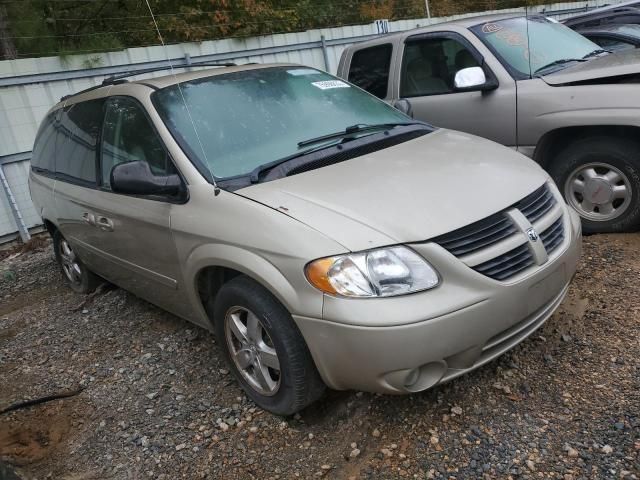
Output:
[{"xmin": 0, "ymin": 234, "xmax": 638, "ymax": 479}]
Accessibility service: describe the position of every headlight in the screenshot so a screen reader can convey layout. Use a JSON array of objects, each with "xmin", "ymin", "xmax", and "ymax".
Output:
[{"xmin": 305, "ymin": 246, "xmax": 439, "ymax": 298}]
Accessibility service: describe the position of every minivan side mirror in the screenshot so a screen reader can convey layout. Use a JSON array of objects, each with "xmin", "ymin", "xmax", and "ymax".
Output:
[
  {"xmin": 453, "ymin": 67, "xmax": 497, "ymax": 92},
  {"xmin": 110, "ymin": 161, "xmax": 183, "ymax": 197}
]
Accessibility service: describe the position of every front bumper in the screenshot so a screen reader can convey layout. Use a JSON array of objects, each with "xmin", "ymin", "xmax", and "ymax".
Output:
[{"xmin": 294, "ymin": 207, "xmax": 582, "ymax": 393}]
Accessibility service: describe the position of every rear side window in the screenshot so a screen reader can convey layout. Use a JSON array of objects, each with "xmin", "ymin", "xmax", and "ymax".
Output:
[
  {"xmin": 31, "ymin": 111, "xmax": 57, "ymax": 173},
  {"xmin": 55, "ymin": 99, "xmax": 104, "ymax": 185},
  {"xmin": 101, "ymin": 96, "xmax": 175, "ymax": 190},
  {"xmin": 348, "ymin": 44, "xmax": 393, "ymax": 99}
]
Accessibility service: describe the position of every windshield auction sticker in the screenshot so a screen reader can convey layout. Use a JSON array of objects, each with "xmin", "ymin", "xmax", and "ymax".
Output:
[
  {"xmin": 311, "ymin": 80, "xmax": 351, "ymax": 90},
  {"xmin": 497, "ymin": 29, "xmax": 526, "ymax": 46},
  {"xmin": 287, "ymin": 68, "xmax": 318, "ymax": 76},
  {"xmin": 482, "ymin": 23, "xmax": 502, "ymax": 34}
]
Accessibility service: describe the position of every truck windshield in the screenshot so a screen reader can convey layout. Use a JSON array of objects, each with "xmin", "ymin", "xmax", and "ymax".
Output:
[
  {"xmin": 605, "ymin": 24, "xmax": 640, "ymax": 39},
  {"xmin": 152, "ymin": 66, "xmax": 411, "ymax": 180},
  {"xmin": 471, "ymin": 16, "xmax": 602, "ymax": 78}
]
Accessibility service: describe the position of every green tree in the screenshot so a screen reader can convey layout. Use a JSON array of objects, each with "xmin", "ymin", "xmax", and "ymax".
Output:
[{"xmin": 0, "ymin": 0, "xmax": 570, "ymax": 60}]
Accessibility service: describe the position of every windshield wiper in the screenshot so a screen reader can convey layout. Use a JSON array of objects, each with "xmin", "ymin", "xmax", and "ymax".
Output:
[
  {"xmin": 249, "ymin": 143, "xmax": 340, "ymax": 183},
  {"xmin": 249, "ymin": 122, "xmax": 425, "ymax": 183},
  {"xmin": 533, "ymin": 58, "xmax": 588, "ymax": 76},
  {"xmin": 297, "ymin": 122, "xmax": 422, "ymax": 148},
  {"xmin": 582, "ymin": 48, "xmax": 612, "ymax": 59}
]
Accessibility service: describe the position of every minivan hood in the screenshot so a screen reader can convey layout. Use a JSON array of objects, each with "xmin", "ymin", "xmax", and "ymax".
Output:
[
  {"xmin": 542, "ymin": 49, "xmax": 640, "ymax": 85},
  {"xmin": 237, "ymin": 129, "xmax": 548, "ymax": 252}
]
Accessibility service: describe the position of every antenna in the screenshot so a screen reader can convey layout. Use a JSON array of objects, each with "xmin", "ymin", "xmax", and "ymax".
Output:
[
  {"xmin": 525, "ymin": 5, "xmax": 533, "ymax": 79},
  {"xmin": 144, "ymin": 0, "xmax": 221, "ymax": 195}
]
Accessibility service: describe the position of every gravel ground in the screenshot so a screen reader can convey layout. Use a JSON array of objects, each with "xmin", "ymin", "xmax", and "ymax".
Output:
[{"xmin": 0, "ymin": 234, "xmax": 638, "ymax": 480}]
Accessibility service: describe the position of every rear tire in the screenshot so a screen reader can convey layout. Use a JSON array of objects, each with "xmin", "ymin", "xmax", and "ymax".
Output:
[
  {"xmin": 549, "ymin": 137, "xmax": 640, "ymax": 234},
  {"xmin": 214, "ymin": 275, "xmax": 325, "ymax": 415},
  {"xmin": 53, "ymin": 230, "xmax": 100, "ymax": 294}
]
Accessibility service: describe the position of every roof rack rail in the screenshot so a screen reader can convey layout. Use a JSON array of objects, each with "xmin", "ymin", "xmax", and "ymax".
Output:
[
  {"xmin": 101, "ymin": 61, "xmax": 236, "ymax": 85},
  {"xmin": 60, "ymin": 60, "xmax": 237, "ymax": 102},
  {"xmin": 60, "ymin": 84, "xmax": 106, "ymax": 102}
]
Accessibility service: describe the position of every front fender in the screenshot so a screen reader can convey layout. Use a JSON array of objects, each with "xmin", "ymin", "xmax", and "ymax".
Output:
[
  {"xmin": 535, "ymin": 108, "xmax": 640, "ymax": 132},
  {"xmin": 183, "ymin": 243, "xmax": 323, "ymax": 328},
  {"xmin": 517, "ymin": 79, "xmax": 640, "ymax": 147}
]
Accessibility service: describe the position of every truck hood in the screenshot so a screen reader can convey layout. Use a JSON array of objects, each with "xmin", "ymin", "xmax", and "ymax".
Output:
[
  {"xmin": 542, "ymin": 49, "xmax": 640, "ymax": 86},
  {"xmin": 237, "ymin": 129, "xmax": 549, "ymax": 252}
]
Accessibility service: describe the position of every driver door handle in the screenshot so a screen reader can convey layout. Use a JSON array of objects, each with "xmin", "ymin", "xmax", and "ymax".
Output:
[
  {"xmin": 82, "ymin": 212, "xmax": 96, "ymax": 226},
  {"xmin": 96, "ymin": 216, "xmax": 114, "ymax": 232}
]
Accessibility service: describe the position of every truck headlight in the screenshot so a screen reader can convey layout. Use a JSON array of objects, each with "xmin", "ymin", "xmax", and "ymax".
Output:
[{"xmin": 305, "ymin": 246, "xmax": 439, "ymax": 298}]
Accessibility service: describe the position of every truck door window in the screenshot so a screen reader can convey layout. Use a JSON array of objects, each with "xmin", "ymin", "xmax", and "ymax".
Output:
[
  {"xmin": 348, "ymin": 44, "xmax": 393, "ymax": 99},
  {"xmin": 400, "ymin": 37, "xmax": 480, "ymax": 97},
  {"xmin": 101, "ymin": 97, "xmax": 175, "ymax": 190}
]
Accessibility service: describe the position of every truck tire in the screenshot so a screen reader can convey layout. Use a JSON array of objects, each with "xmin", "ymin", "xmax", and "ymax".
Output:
[{"xmin": 549, "ymin": 137, "xmax": 640, "ymax": 234}]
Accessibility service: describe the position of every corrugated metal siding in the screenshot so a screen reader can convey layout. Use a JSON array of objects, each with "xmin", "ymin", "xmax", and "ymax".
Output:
[
  {"xmin": 0, "ymin": 0, "xmax": 628, "ymax": 240},
  {"xmin": 3, "ymin": 161, "xmax": 40, "ymax": 229},
  {"xmin": 0, "ymin": 177, "xmax": 17, "ymax": 237}
]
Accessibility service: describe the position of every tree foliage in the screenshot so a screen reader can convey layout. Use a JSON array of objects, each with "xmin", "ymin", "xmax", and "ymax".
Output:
[{"xmin": 0, "ymin": 0, "xmax": 567, "ymax": 60}]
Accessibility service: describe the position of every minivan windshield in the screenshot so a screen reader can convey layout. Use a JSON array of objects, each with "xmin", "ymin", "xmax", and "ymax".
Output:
[
  {"xmin": 471, "ymin": 16, "xmax": 602, "ymax": 78},
  {"xmin": 152, "ymin": 67, "xmax": 411, "ymax": 180}
]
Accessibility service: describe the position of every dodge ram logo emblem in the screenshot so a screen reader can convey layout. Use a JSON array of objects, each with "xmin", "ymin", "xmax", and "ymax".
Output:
[{"xmin": 526, "ymin": 227, "xmax": 539, "ymax": 242}]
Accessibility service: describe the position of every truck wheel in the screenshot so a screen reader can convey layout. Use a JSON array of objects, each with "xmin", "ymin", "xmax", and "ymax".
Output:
[
  {"xmin": 53, "ymin": 230, "xmax": 101, "ymax": 294},
  {"xmin": 214, "ymin": 275, "xmax": 325, "ymax": 416},
  {"xmin": 549, "ymin": 137, "xmax": 640, "ymax": 234}
]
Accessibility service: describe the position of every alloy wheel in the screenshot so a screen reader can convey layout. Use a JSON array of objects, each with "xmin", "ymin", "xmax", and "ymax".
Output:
[
  {"xmin": 565, "ymin": 162, "xmax": 632, "ymax": 222},
  {"xmin": 59, "ymin": 239, "xmax": 83, "ymax": 285},
  {"xmin": 224, "ymin": 306, "xmax": 281, "ymax": 396}
]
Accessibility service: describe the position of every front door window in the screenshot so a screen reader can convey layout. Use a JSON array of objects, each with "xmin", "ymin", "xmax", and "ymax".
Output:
[
  {"xmin": 101, "ymin": 97, "xmax": 175, "ymax": 190},
  {"xmin": 401, "ymin": 37, "xmax": 480, "ymax": 97}
]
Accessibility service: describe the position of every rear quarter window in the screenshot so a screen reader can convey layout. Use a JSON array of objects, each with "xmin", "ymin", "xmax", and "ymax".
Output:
[
  {"xmin": 31, "ymin": 111, "xmax": 57, "ymax": 173},
  {"xmin": 55, "ymin": 99, "xmax": 104, "ymax": 185},
  {"xmin": 348, "ymin": 44, "xmax": 393, "ymax": 99}
]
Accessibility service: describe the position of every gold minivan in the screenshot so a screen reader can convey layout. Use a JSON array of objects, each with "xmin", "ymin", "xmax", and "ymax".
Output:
[{"xmin": 30, "ymin": 63, "xmax": 581, "ymax": 415}]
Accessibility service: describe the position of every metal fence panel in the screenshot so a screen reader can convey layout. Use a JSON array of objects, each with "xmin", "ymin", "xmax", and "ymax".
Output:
[
  {"xmin": 3, "ymin": 160, "xmax": 40, "ymax": 228},
  {"xmin": 0, "ymin": 0, "xmax": 627, "ymax": 241},
  {"xmin": 0, "ymin": 174, "xmax": 17, "ymax": 239}
]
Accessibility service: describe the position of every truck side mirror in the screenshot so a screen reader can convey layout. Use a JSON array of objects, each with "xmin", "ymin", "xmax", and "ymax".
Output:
[{"xmin": 454, "ymin": 67, "xmax": 498, "ymax": 92}]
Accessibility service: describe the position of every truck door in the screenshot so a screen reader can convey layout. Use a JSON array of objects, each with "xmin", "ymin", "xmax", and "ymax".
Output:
[{"xmin": 393, "ymin": 32, "xmax": 518, "ymax": 148}]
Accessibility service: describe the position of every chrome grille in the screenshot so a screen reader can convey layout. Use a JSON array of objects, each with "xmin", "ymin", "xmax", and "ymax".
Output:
[
  {"xmin": 473, "ymin": 243, "xmax": 535, "ymax": 281},
  {"xmin": 434, "ymin": 213, "xmax": 516, "ymax": 256},
  {"xmin": 433, "ymin": 183, "xmax": 565, "ymax": 282},
  {"xmin": 517, "ymin": 184, "xmax": 556, "ymax": 223},
  {"xmin": 540, "ymin": 217, "xmax": 564, "ymax": 254}
]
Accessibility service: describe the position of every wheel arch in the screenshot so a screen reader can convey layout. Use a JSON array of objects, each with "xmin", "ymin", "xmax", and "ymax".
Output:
[
  {"xmin": 186, "ymin": 244, "xmax": 315, "ymax": 329},
  {"xmin": 534, "ymin": 125, "xmax": 640, "ymax": 169}
]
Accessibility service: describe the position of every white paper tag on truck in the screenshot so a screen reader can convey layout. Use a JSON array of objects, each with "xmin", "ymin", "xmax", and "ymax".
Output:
[{"xmin": 311, "ymin": 80, "xmax": 350, "ymax": 90}]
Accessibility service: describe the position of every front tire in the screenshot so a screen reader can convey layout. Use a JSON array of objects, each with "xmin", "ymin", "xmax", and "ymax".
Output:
[
  {"xmin": 549, "ymin": 137, "xmax": 640, "ymax": 234},
  {"xmin": 53, "ymin": 230, "xmax": 100, "ymax": 294},
  {"xmin": 214, "ymin": 276, "xmax": 325, "ymax": 415}
]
